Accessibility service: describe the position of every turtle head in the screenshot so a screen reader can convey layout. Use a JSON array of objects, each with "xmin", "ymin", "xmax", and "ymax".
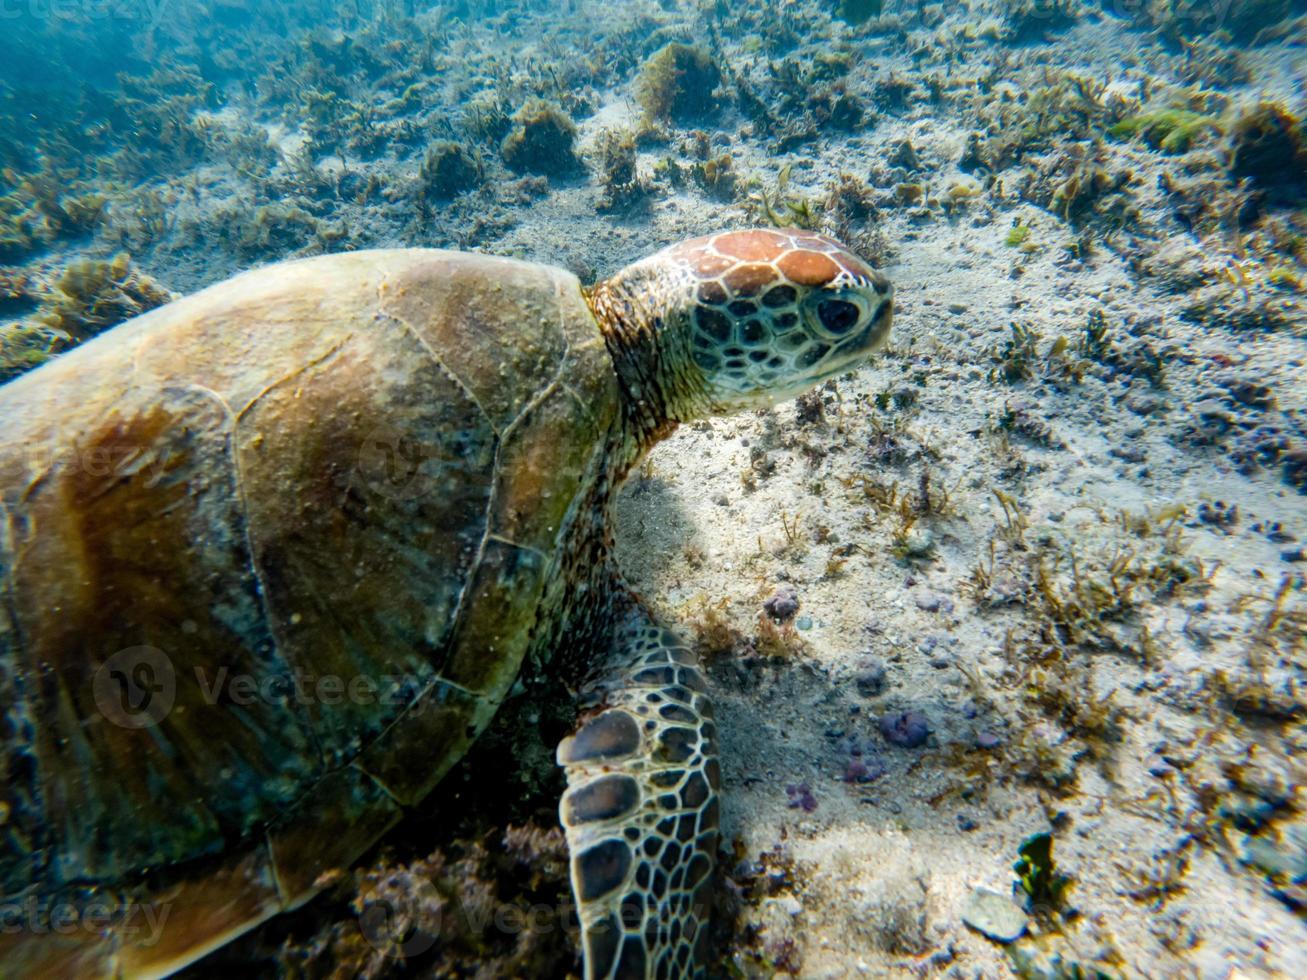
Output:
[{"xmin": 592, "ymin": 229, "xmax": 892, "ymax": 433}]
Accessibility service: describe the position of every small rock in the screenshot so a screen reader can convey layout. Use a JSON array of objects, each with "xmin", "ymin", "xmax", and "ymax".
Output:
[
  {"xmin": 1282, "ymin": 548, "xmax": 1305, "ymax": 563},
  {"xmin": 854, "ymin": 657, "xmax": 888, "ymax": 697},
  {"xmin": 976, "ymin": 730, "xmax": 1002, "ymax": 749},
  {"xmin": 778, "ymin": 895, "xmax": 803, "ymax": 917},
  {"xmin": 915, "ymin": 592, "xmax": 954, "ymax": 613},
  {"xmin": 1126, "ymin": 395, "xmax": 1165, "ymax": 416},
  {"xmin": 879, "ymin": 710, "xmax": 930, "ymax": 748},
  {"xmin": 763, "ymin": 586, "xmax": 800, "ymax": 622},
  {"xmin": 1220, "ymin": 795, "xmax": 1282, "ymax": 832},
  {"xmin": 900, "ymin": 527, "xmax": 935, "ymax": 557},
  {"xmin": 1192, "ymin": 398, "xmax": 1234, "ymax": 432},
  {"xmin": 947, "ymin": 302, "xmax": 968, "ymax": 314},
  {"xmin": 1285, "ymin": 449, "xmax": 1307, "ymax": 493},
  {"xmin": 1240, "ymin": 832, "xmax": 1307, "ymax": 880},
  {"xmin": 1266, "ymin": 523, "xmax": 1296, "ymax": 543},
  {"xmin": 962, "ymin": 888, "xmax": 1029, "ymax": 943},
  {"xmin": 795, "ymin": 615, "xmax": 813, "ymax": 631},
  {"xmin": 1218, "ymin": 374, "xmax": 1276, "ymax": 410}
]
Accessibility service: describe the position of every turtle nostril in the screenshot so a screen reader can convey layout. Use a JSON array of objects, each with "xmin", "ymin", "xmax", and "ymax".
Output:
[{"xmin": 817, "ymin": 299, "xmax": 861, "ymax": 335}]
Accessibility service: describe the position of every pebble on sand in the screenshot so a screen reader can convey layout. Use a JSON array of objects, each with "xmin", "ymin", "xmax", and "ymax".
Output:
[{"xmin": 962, "ymin": 888, "xmax": 1029, "ymax": 943}]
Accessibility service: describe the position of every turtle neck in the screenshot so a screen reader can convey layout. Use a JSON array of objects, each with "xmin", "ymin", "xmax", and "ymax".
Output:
[{"xmin": 585, "ymin": 266, "xmax": 714, "ymax": 461}]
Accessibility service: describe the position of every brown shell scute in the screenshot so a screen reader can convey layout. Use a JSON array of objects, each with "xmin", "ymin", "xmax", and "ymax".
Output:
[{"xmin": 231, "ymin": 324, "xmax": 495, "ymax": 767}]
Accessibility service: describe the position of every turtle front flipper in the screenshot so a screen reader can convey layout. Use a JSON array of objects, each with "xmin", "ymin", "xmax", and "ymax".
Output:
[{"xmin": 557, "ymin": 604, "xmax": 719, "ymax": 979}]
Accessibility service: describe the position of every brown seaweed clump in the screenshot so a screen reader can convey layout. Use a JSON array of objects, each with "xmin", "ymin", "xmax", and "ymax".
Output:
[
  {"xmin": 40, "ymin": 253, "xmax": 176, "ymax": 341},
  {"xmin": 0, "ymin": 197, "xmax": 39, "ymax": 263},
  {"xmin": 0, "ymin": 267, "xmax": 36, "ymax": 319},
  {"xmin": 593, "ymin": 129, "xmax": 651, "ymax": 213},
  {"xmin": 1021, "ymin": 147, "xmax": 1139, "ymax": 228},
  {"xmin": 637, "ymin": 43, "xmax": 722, "ymax": 124},
  {"xmin": 500, "ymin": 100, "xmax": 582, "ymax": 176},
  {"xmin": 274, "ymin": 823, "xmax": 577, "ymax": 980},
  {"xmin": 0, "ymin": 322, "xmax": 71, "ymax": 383},
  {"xmin": 1228, "ymin": 102, "xmax": 1307, "ymax": 205},
  {"xmin": 419, "ymin": 142, "xmax": 482, "ymax": 199},
  {"xmin": 20, "ymin": 168, "xmax": 106, "ymax": 240}
]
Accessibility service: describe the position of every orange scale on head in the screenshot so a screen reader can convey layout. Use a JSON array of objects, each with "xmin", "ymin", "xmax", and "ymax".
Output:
[
  {"xmin": 777, "ymin": 249, "xmax": 840, "ymax": 287},
  {"xmin": 712, "ymin": 229, "xmax": 791, "ymax": 262},
  {"xmin": 722, "ymin": 262, "xmax": 778, "ymax": 297},
  {"xmin": 693, "ymin": 253, "xmax": 736, "ymax": 278}
]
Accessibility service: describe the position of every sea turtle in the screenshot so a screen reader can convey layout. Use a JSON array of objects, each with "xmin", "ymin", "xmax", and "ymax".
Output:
[{"xmin": 0, "ymin": 229, "xmax": 892, "ymax": 978}]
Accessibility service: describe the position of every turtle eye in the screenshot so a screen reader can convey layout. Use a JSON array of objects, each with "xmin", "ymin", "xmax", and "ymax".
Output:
[{"xmin": 817, "ymin": 299, "xmax": 862, "ymax": 335}]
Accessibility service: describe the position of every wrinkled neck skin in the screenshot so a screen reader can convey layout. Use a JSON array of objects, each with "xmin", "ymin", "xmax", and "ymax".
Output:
[{"xmin": 587, "ymin": 268, "xmax": 713, "ymax": 474}]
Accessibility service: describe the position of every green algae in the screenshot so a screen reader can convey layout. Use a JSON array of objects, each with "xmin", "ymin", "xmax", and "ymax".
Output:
[{"xmin": 1109, "ymin": 108, "xmax": 1221, "ymax": 153}]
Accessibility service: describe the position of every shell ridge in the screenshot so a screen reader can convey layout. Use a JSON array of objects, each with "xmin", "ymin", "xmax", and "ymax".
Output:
[
  {"xmin": 231, "ymin": 334, "xmax": 353, "ymax": 424},
  {"xmin": 561, "ymin": 380, "xmax": 603, "ymax": 431},
  {"xmin": 227, "ymin": 345, "xmax": 354, "ymax": 774},
  {"xmin": 368, "ymin": 270, "xmax": 514, "ymax": 657},
  {"xmin": 432, "ymin": 273, "xmax": 577, "ymax": 687},
  {"xmin": 497, "ymin": 274, "xmax": 573, "ymax": 440},
  {"xmin": 374, "ymin": 278, "xmax": 500, "ymax": 438},
  {"xmin": 484, "ymin": 532, "xmax": 549, "ymax": 564}
]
